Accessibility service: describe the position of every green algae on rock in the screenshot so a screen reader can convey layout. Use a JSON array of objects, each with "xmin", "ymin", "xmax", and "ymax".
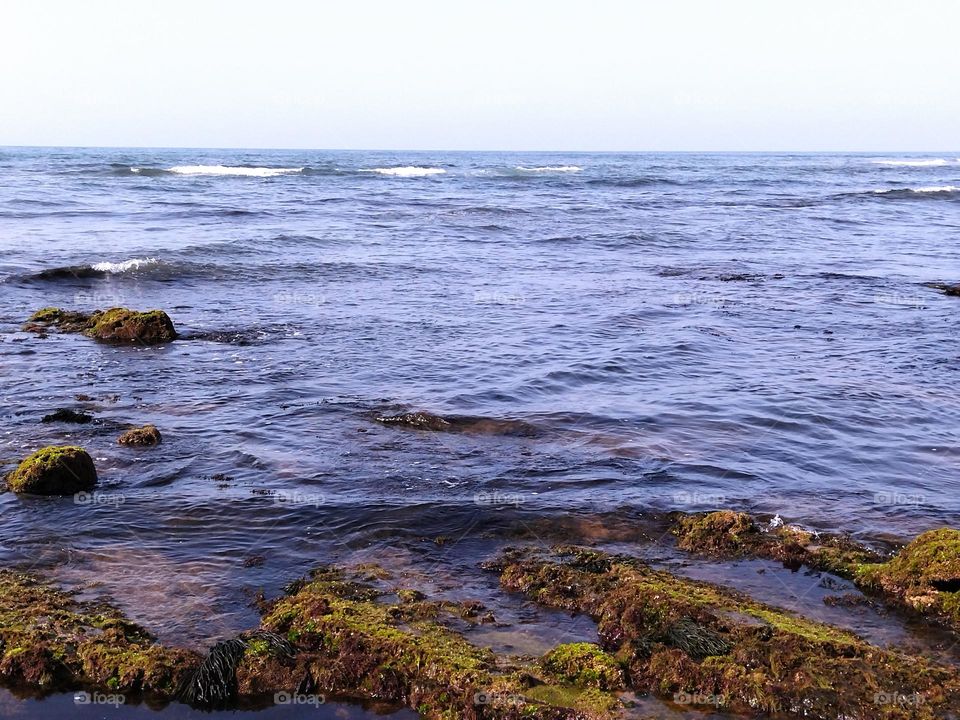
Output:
[
  {"xmin": 855, "ymin": 528, "xmax": 960, "ymax": 630},
  {"xmin": 118, "ymin": 424, "xmax": 162, "ymax": 447},
  {"xmin": 0, "ymin": 570, "xmax": 198, "ymax": 694},
  {"xmin": 24, "ymin": 307, "xmax": 177, "ymax": 345},
  {"xmin": 672, "ymin": 510, "xmax": 960, "ymax": 632},
  {"xmin": 492, "ymin": 545, "xmax": 960, "ymax": 719},
  {"xmin": 672, "ymin": 510, "xmax": 882, "ymax": 573},
  {"xmin": 5, "ymin": 446, "xmax": 97, "ymax": 495},
  {"xmin": 179, "ymin": 566, "xmax": 623, "ymax": 718}
]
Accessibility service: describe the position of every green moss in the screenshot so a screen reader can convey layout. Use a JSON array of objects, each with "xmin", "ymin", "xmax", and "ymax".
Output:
[
  {"xmin": 28, "ymin": 307, "xmax": 65, "ymax": 322},
  {"xmin": 235, "ymin": 568, "xmax": 614, "ymax": 718},
  {"xmin": 539, "ymin": 643, "xmax": 623, "ymax": 689},
  {"xmin": 5, "ymin": 445, "xmax": 97, "ymax": 495},
  {"xmin": 495, "ymin": 545, "xmax": 960, "ymax": 719},
  {"xmin": 0, "ymin": 570, "xmax": 198, "ymax": 693},
  {"xmin": 673, "ymin": 511, "xmax": 756, "ymax": 554},
  {"xmin": 855, "ymin": 528, "xmax": 960, "ymax": 626}
]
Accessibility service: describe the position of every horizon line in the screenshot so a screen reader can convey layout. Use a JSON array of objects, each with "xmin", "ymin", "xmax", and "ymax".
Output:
[{"xmin": 3, "ymin": 144, "xmax": 958, "ymax": 154}]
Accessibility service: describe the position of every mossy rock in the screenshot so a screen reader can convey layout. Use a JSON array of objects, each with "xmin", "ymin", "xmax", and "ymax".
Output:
[
  {"xmin": 539, "ymin": 643, "xmax": 624, "ymax": 690},
  {"xmin": 5, "ymin": 446, "xmax": 97, "ymax": 495},
  {"xmin": 84, "ymin": 308, "xmax": 177, "ymax": 345},
  {"xmin": 495, "ymin": 545, "xmax": 960, "ymax": 719},
  {"xmin": 0, "ymin": 570, "xmax": 199, "ymax": 693},
  {"xmin": 25, "ymin": 307, "xmax": 177, "ymax": 345},
  {"xmin": 118, "ymin": 424, "xmax": 162, "ymax": 446},
  {"xmin": 856, "ymin": 528, "xmax": 960, "ymax": 626},
  {"xmin": 673, "ymin": 510, "xmax": 757, "ymax": 554}
]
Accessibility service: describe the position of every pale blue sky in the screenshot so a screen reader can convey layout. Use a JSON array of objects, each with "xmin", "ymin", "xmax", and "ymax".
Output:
[{"xmin": 3, "ymin": 0, "xmax": 958, "ymax": 150}]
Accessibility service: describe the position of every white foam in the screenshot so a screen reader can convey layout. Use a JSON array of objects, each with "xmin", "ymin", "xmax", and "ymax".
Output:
[
  {"xmin": 873, "ymin": 185, "xmax": 959, "ymax": 194},
  {"xmin": 872, "ymin": 159, "xmax": 948, "ymax": 167},
  {"xmin": 515, "ymin": 165, "xmax": 582, "ymax": 172},
  {"xmin": 166, "ymin": 165, "xmax": 304, "ymax": 177},
  {"xmin": 90, "ymin": 257, "xmax": 159, "ymax": 273},
  {"xmin": 359, "ymin": 166, "xmax": 447, "ymax": 177}
]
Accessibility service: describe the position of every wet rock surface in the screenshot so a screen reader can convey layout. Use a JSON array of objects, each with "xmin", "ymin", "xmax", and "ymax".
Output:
[
  {"xmin": 118, "ymin": 424, "xmax": 163, "ymax": 447},
  {"xmin": 24, "ymin": 307, "xmax": 177, "ymax": 345},
  {"xmin": 5, "ymin": 446, "xmax": 98, "ymax": 495}
]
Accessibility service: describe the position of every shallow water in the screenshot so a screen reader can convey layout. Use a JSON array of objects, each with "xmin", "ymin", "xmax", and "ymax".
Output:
[{"xmin": 1, "ymin": 148, "xmax": 959, "ymax": 664}]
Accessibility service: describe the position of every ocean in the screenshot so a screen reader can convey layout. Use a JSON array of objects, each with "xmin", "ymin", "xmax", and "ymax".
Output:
[{"xmin": 1, "ymin": 148, "xmax": 959, "ymax": 715}]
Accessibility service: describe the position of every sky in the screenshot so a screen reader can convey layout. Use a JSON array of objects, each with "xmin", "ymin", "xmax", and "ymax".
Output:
[{"xmin": 2, "ymin": 0, "xmax": 958, "ymax": 151}]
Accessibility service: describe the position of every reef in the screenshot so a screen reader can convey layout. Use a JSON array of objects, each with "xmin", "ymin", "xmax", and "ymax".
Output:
[
  {"xmin": 118, "ymin": 424, "xmax": 163, "ymax": 447},
  {"xmin": 4, "ymin": 445, "xmax": 97, "ymax": 495},
  {"xmin": 24, "ymin": 307, "xmax": 177, "ymax": 345},
  {"xmin": 672, "ymin": 510, "xmax": 960, "ymax": 631},
  {"xmin": 375, "ymin": 411, "xmax": 539, "ymax": 436},
  {"xmin": 0, "ymin": 570, "xmax": 198, "ymax": 694},
  {"xmin": 491, "ymin": 545, "xmax": 960, "ymax": 719}
]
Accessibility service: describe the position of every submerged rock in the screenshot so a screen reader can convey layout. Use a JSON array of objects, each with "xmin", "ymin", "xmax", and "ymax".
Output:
[
  {"xmin": 41, "ymin": 408, "xmax": 94, "ymax": 424},
  {"xmin": 926, "ymin": 282, "xmax": 960, "ymax": 296},
  {"xmin": 118, "ymin": 424, "xmax": 162, "ymax": 446},
  {"xmin": 24, "ymin": 307, "xmax": 177, "ymax": 345},
  {"xmin": 5, "ymin": 445, "xmax": 97, "ymax": 495},
  {"xmin": 376, "ymin": 410, "xmax": 539, "ymax": 436}
]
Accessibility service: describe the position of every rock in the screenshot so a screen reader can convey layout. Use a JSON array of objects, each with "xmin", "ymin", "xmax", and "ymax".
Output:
[
  {"xmin": 84, "ymin": 308, "xmax": 177, "ymax": 344},
  {"xmin": 375, "ymin": 411, "xmax": 539, "ymax": 436},
  {"xmin": 117, "ymin": 424, "xmax": 162, "ymax": 446},
  {"xmin": 6, "ymin": 446, "xmax": 98, "ymax": 495},
  {"xmin": 41, "ymin": 408, "xmax": 94, "ymax": 424},
  {"xmin": 24, "ymin": 307, "xmax": 177, "ymax": 345},
  {"xmin": 856, "ymin": 529, "xmax": 960, "ymax": 626},
  {"xmin": 926, "ymin": 282, "xmax": 960, "ymax": 296}
]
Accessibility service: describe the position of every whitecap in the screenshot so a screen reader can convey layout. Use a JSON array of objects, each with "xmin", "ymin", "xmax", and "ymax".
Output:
[
  {"xmin": 871, "ymin": 159, "xmax": 948, "ymax": 167},
  {"xmin": 166, "ymin": 165, "xmax": 304, "ymax": 177},
  {"xmin": 359, "ymin": 166, "xmax": 447, "ymax": 177},
  {"xmin": 515, "ymin": 165, "xmax": 582, "ymax": 172},
  {"xmin": 873, "ymin": 185, "xmax": 959, "ymax": 194},
  {"xmin": 90, "ymin": 257, "xmax": 160, "ymax": 273}
]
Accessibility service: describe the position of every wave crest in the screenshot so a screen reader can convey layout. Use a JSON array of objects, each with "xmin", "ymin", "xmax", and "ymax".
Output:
[
  {"xmin": 359, "ymin": 166, "xmax": 446, "ymax": 177},
  {"xmin": 515, "ymin": 165, "xmax": 582, "ymax": 173},
  {"xmin": 871, "ymin": 159, "xmax": 949, "ymax": 167}
]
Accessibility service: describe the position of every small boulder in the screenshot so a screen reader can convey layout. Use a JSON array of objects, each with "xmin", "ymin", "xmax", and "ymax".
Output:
[
  {"xmin": 6, "ymin": 446, "xmax": 98, "ymax": 495},
  {"xmin": 117, "ymin": 424, "xmax": 162, "ymax": 447},
  {"xmin": 84, "ymin": 308, "xmax": 177, "ymax": 345}
]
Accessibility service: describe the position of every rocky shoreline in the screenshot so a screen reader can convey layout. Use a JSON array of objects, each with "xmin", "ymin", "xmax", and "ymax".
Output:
[{"xmin": 4, "ymin": 308, "xmax": 960, "ymax": 718}]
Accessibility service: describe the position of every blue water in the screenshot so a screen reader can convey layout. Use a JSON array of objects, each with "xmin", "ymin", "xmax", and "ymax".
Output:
[{"xmin": 1, "ymin": 148, "xmax": 959, "ymax": 650}]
